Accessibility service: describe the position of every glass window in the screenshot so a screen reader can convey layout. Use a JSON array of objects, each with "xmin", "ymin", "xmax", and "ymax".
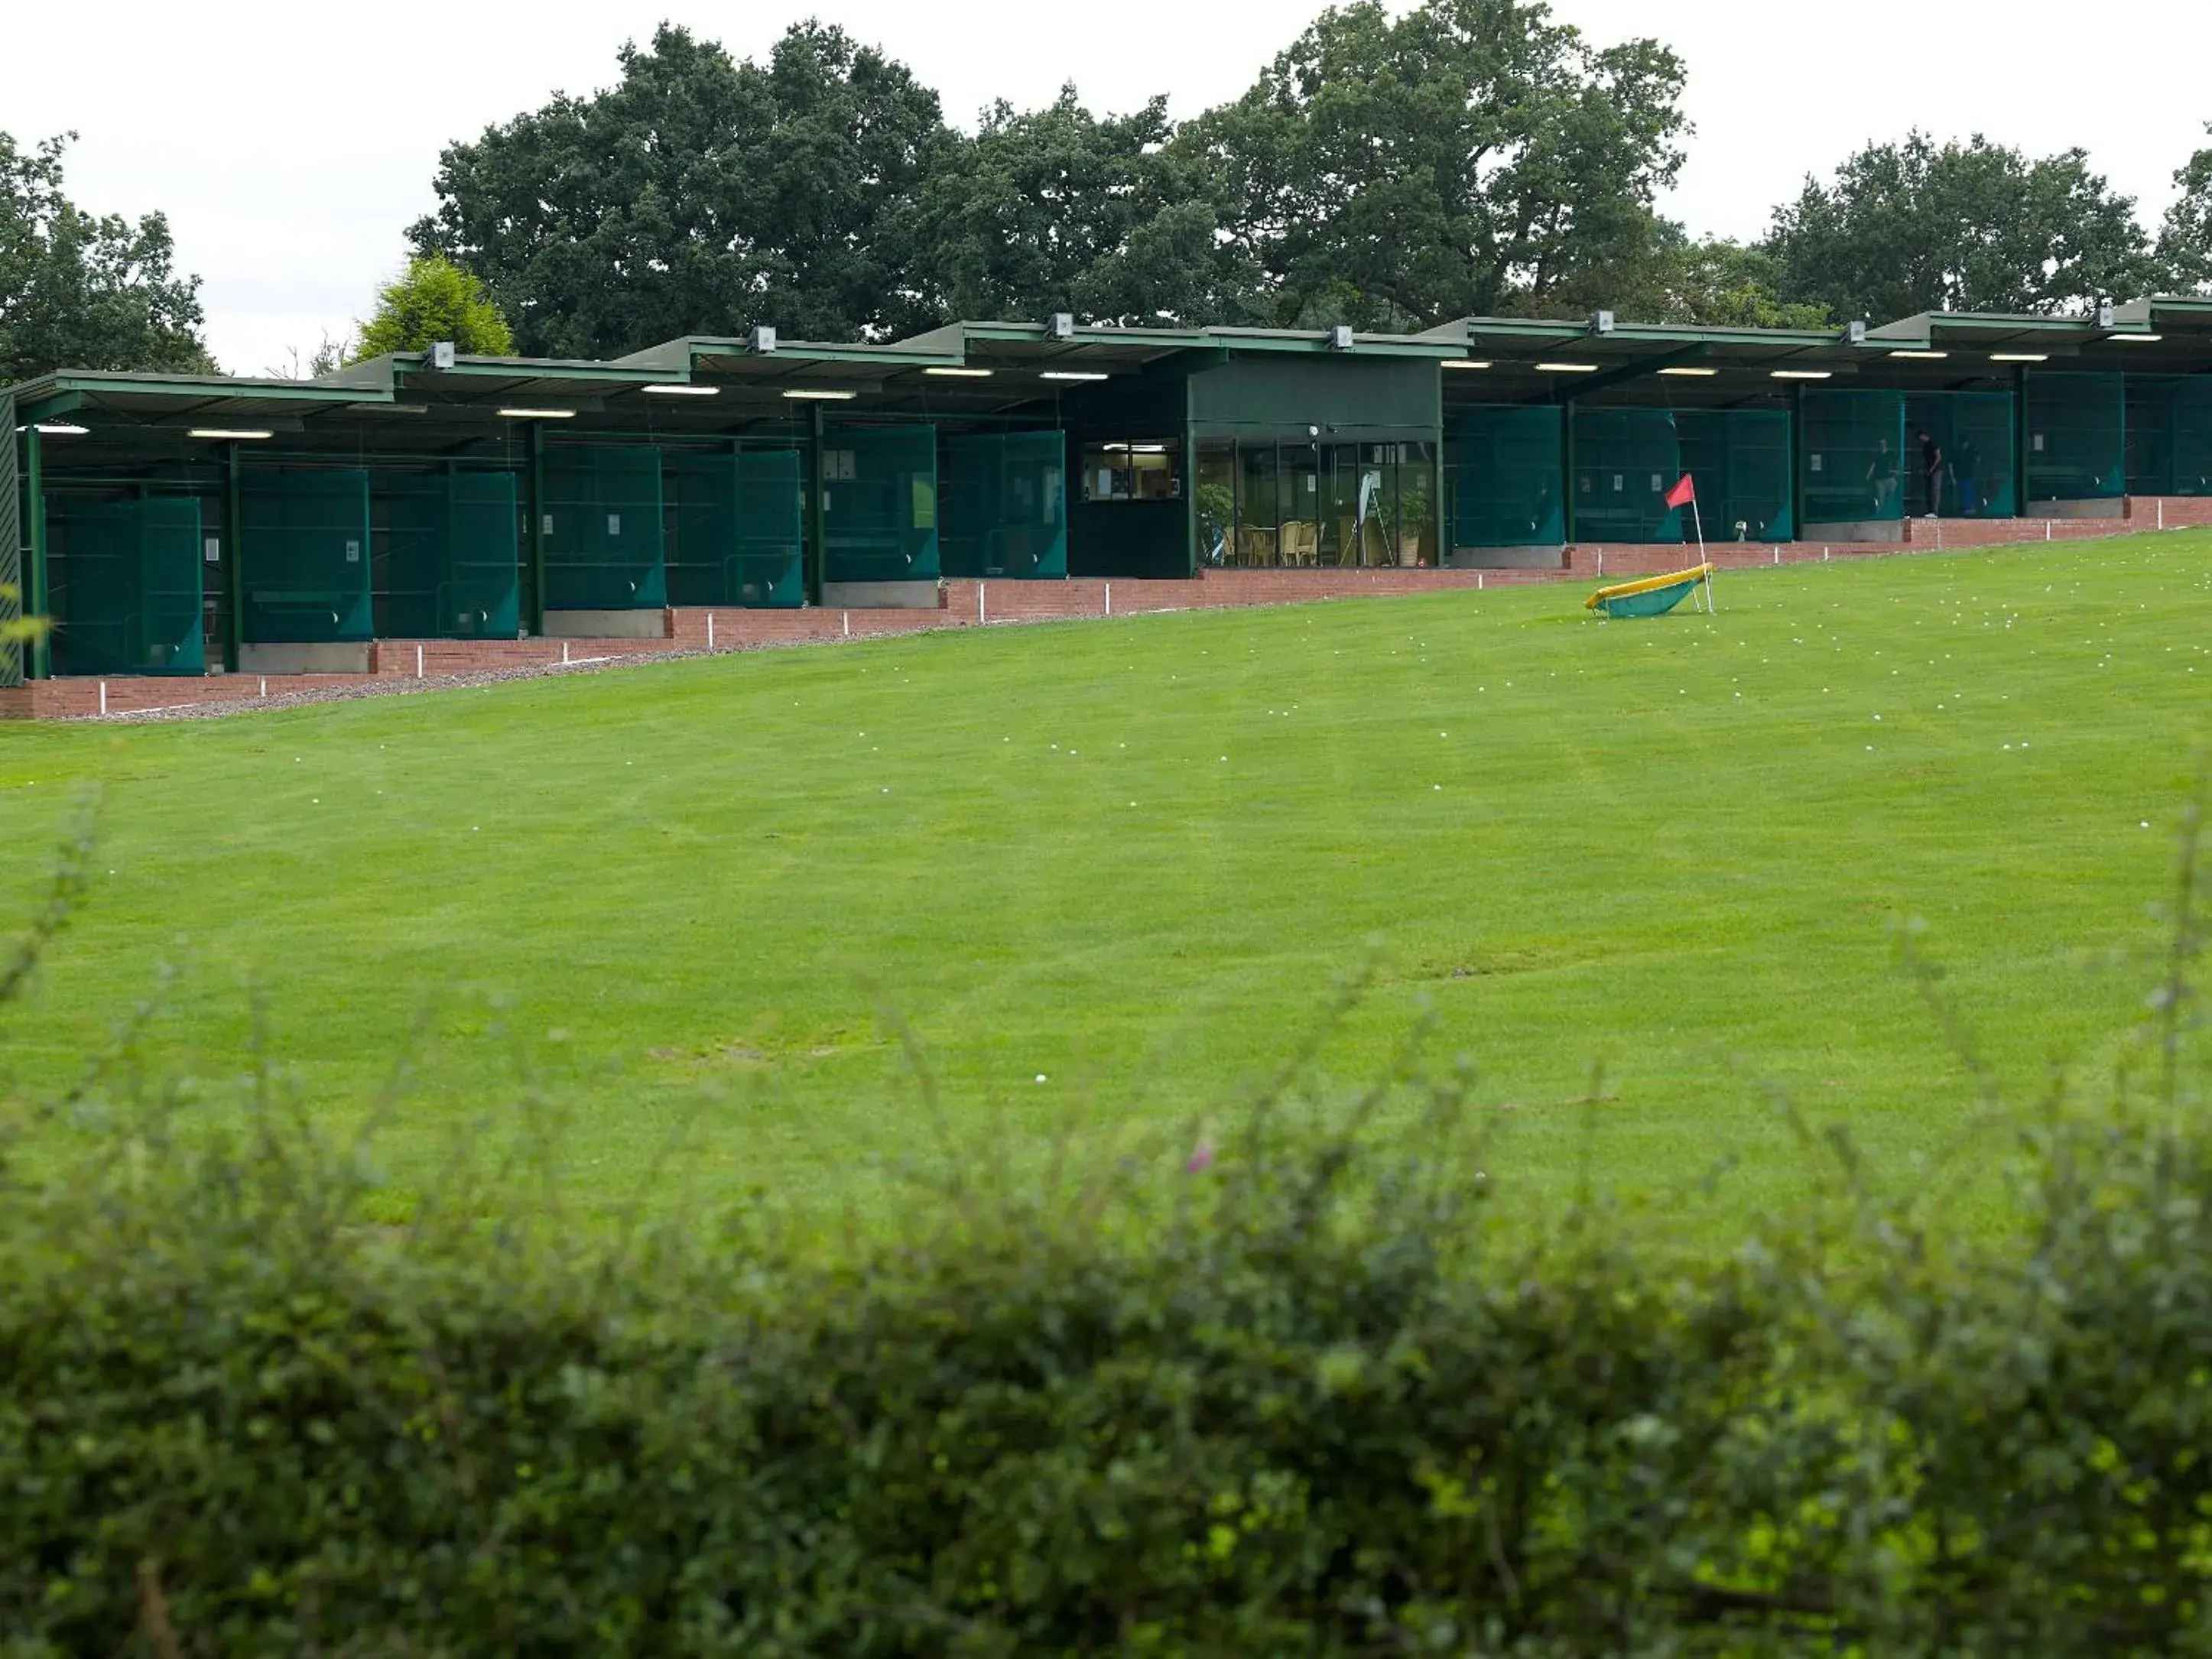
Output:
[
  {"xmin": 1236, "ymin": 443, "xmax": 1279, "ymax": 566},
  {"xmin": 1079, "ymin": 439, "xmax": 1182, "ymax": 503},
  {"xmin": 1196, "ymin": 440, "xmax": 1235, "ymax": 567}
]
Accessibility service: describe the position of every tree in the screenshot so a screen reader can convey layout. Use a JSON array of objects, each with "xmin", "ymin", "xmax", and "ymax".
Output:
[
  {"xmin": 409, "ymin": 23, "xmax": 953, "ymax": 357},
  {"xmin": 0, "ymin": 131, "xmax": 214, "ymax": 382},
  {"xmin": 2156, "ymin": 123, "xmax": 2212, "ymax": 294},
  {"xmin": 351, "ymin": 255, "xmax": 514, "ymax": 361},
  {"xmin": 1180, "ymin": 0, "xmax": 1689, "ymax": 330},
  {"xmin": 911, "ymin": 89, "xmax": 1263, "ymax": 328},
  {"xmin": 1616, "ymin": 232, "xmax": 1834, "ymax": 330},
  {"xmin": 1765, "ymin": 131, "xmax": 2159, "ymax": 322}
]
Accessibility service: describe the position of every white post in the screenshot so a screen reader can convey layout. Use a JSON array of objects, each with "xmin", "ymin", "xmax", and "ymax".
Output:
[
  {"xmin": 979, "ymin": 582, "xmax": 987, "ymax": 625},
  {"xmin": 1477, "ymin": 571, "xmax": 1484, "ymax": 591},
  {"xmin": 1691, "ymin": 496, "xmax": 1712, "ymax": 612},
  {"xmin": 99, "ymin": 681, "xmax": 108, "ymax": 716},
  {"xmin": 843, "ymin": 612, "xmax": 850, "ymax": 638},
  {"xmin": 258, "ymin": 676, "xmax": 267, "ymax": 697},
  {"xmin": 706, "ymin": 612, "xmax": 716, "ymax": 649},
  {"xmin": 561, "ymin": 640, "xmax": 571, "ymax": 665},
  {"xmin": 416, "ymin": 643, "xmax": 424, "ymax": 679},
  {"xmin": 1105, "ymin": 581, "xmax": 1112, "ymax": 618}
]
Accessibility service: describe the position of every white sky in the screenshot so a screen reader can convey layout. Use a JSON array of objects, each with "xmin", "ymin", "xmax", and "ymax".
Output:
[{"xmin": 5, "ymin": 0, "xmax": 2209, "ymax": 372}]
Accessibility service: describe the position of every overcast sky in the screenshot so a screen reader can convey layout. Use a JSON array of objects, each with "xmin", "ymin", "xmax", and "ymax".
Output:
[{"xmin": 5, "ymin": 0, "xmax": 2209, "ymax": 372}]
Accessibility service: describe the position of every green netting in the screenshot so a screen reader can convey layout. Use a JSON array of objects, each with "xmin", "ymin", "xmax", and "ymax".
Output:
[
  {"xmin": 940, "ymin": 431, "xmax": 1068, "ymax": 579},
  {"xmin": 380, "ymin": 470, "xmax": 519, "ymax": 639},
  {"xmin": 664, "ymin": 448, "xmax": 804, "ymax": 607},
  {"xmin": 544, "ymin": 446, "xmax": 667, "ymax": 611},
  {"xmin": 1675, "ymin": 411, "xmax": 1792, "ymax": 542},
  {"xmin": 240, "ymin": 470, "xmax": 372, "ymax": 644},
  {"xmin": 824, "ymin": 425, "xmax": 939, "ymax": 584},
  {"xmin": 2127, "ymin": 379, "xmax": 2212, "ymax": 496},
  {"xmin": 1800, "ymin": 390, "xmax": 1905, "ymax": 524},
  {"xmin": 1444, "ymin": 406, "xmax": 1562, "ymax": 548},
  {"xmin": 1573, "ymin": 408, "xmax": 1682, "ymax": 543},
  {"xmin": 1902, "ymin": 393, "xmax": 2015, "ymax": 518},
  {"xmin": 45, "ymin": 495, "xmax": 206, "ymax": 676},
  {"xmin": 1, "ymin": 396, "xmax": 19, "ymax": 687},
  {"xmin": 2026, "ymin": 373, "xmax": 2125, "ymax": 502}
]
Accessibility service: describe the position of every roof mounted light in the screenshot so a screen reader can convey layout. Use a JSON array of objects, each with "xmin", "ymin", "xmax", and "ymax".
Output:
[
  {"xmin": 1990, "ymin": 352, "xmax": 2048, "ymax": 363},
  {"xmin": 1656, "ymin": 366, "xmax": 1718, "ymax": 378},
  {"xmin": 28, "ymin": 422, "xmax": 89, "ymax": 436},
  {"xmin": 643, "ymin": 383, "xmax": 719, "ymax": 396},
  {"xmin": 188, "ymin": 427, "xmax": 274, "ymax": 440},
  {"xmin": 2109, "ymin": 333, "xmax": 2163, "ymax": 343},
  {"xmin": 1442, "ymin": 359, "xmax": 1492, "ymax": 371},
  {"xmin": 924, "ymin": 366, "xmax": 993, "ymax": 378},
  {"xmin": 1889, "ymin": 349, "xmax": 1948, "ymax": 359},
  {"xmin": 1771, "ymin": 369, "xmax": 1831, "ymax": 381},
  {"xmin": 1534, "ymin": 362, "xmax": 1600, "ymax": 373},
  {"xmin": 783, "ymin": 388, "xmax": 857, "ymax": 401},
  {"xmin": 1040, "ymin": 370, "xmax": 1109, "ymax": 382},
  {"xmin": 497, "ymin": 407, "xmax": 575, "ymax": 419}
]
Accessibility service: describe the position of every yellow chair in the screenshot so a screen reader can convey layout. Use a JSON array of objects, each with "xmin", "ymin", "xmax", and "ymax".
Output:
[{"xmin": 1279, "ymin": 521, "xmax": 1319, "ymax": 567}]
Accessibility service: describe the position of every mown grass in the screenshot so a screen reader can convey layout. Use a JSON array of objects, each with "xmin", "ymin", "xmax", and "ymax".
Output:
[{"xmin": 4, "ymin": 532, "xmax": 2209, "ymax": 1230}]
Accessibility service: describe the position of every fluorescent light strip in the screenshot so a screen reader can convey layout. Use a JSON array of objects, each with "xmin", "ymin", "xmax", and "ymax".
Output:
[
  {"xmin": 1990, "ymin": 352, "xmax": 2048, "ymax": 363},
  {"xmin": 498, "ymin": 407, "xmax": 575, "ymax": 420},
  {"xmin": 2110, "ymin": 333, "xmax": 2163, "ymax": 343},
  {"xmin": 783, "ymin": 388, "xmax": 858, "ymax": 401},
  {"xmin": 1039, "ymin": 370, "xmax": 1109, "ymax": 382},
  {"xmin": 1656, "ymin": 366, "xmax": 1719, "ymax": 378},
  {"xmin": 1534, "ymin": 362, "xmax": 1600, "ymax": 373},
  {"xmin": 29, "ymin": 422, "xmax": 89, "ymax": 436},
  {"xmin": 924, "ymin": 366, "xmax": 993, "ymax": 378},
  {"xmin": 1442, "ymin": 359, "xmax": 1493, "ymax": 370},
  {"xmin": 188, "ymin": 428, "xmax": 273, "ymax": 440},
  {"xmin": 1771, "ymin": 369, "xmax": 1832, "ymax": 381},
  {"xmin": 1889, "ymin": 349, "xmax": 1948, "ymax": 359},
  {"xmin": 642, "ymin": 383, "xmax": 719, "ymax": 396}
]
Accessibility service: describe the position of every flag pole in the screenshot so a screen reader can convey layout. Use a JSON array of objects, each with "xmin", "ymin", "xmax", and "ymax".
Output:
[{"xmin": 1691, "ymin": 494, "xmax": 1713, "ymax": 612}]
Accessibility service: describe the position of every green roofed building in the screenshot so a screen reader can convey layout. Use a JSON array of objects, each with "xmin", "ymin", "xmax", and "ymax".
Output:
[{"xmin": 10, "ymin": 294, "xmax": 2212, "ymax": 685}]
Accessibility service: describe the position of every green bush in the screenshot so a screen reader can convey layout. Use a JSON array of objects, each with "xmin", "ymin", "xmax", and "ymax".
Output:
[{"xmin": 5, "ymin": 805, "xmax": 2212, "ymax": 1655}]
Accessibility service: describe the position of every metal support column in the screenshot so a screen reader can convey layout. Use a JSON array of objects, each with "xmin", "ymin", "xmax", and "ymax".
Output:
[
  {"xmin": 1431, "ymin": 370, "xmax": 1447, "ymax": 566},
  {"xmin": 1560, "ymin": 400, "xmax": 1578, "ymax": 546},
  {"xmin": 527, "ymin": 423, "xmax": 547, "ymax": 635},
  {"xmin": 222, "ymin": 440, "xmax": 243, "ymax": 672},
  {"xmin": 24, "ymin": 425, "xmax": 49, "ymax": 680},
  {"xmin": 805, "ymin": 404, "xmax": 827, "ymax": 607},
  {"xmin": 1790, "ymin": 385, "xmax": 1807, "ymax": 542},
  {"xmin": 2014, "ymin": 364, "xmax": 2032, "ymax": 516}
]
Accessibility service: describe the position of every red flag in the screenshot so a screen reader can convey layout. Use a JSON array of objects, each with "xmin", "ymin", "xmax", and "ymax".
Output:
[{"xmin": 1664, "ymin": 472, "xmax": 1697, "ymax": 509}]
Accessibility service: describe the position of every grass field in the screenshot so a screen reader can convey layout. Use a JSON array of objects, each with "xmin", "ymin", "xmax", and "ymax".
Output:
[{"xmin": 5, "ymin": 534, "xmax": 2209, "ymax": 1231}]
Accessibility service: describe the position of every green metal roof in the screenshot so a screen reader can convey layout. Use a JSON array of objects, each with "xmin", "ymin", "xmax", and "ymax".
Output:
[{"xmin": 13, "ymin": 297, "xmax": 2212, "ymax": 441}]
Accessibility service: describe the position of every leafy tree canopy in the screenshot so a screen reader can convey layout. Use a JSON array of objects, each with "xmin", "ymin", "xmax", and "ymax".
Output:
[
  {"xmin": 0, "ymin": 131, "xmax": 213, "ymax": 383},
  {"xmin": 2157, "ymin": 123, "xmax": 2212, "ymax": 295},
  {"xmin": 352, "ymin": 254, "xmax": 515, "ymax": 362},
  {"xmin": 1764, "ymin": 131, "xmax": 2159, "ymax": 322},
  {"xmin": 912, "ymin": 89, "xmax": 1264, "ymax": 329},
  {"xmin": 408, "ymin": 23, "xmax": 953, "ymax": 357},
  {"xmin": 1181, "ymin": 0, "xmax": 1689, "ymax": 330}
]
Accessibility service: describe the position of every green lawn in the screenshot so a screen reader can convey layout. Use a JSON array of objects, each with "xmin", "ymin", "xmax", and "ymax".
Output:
[{"xmin": 4, "ymin": 534, "xmax": 2208, "ymax": 1229}]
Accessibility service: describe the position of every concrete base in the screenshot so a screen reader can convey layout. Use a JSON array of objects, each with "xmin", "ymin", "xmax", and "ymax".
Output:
[
  {"xmin": 2028, "ymin": 498, "xmax": 2126, "ymax": 520},
  {"xmin": 1447, "ymin": 545, "xmax": 1566, "ymax": 570},
  {"xmin": 1801, "ymin": 519, "xmax": 1908, "ymax": 544},
  {"xmin": 542, "ymin": 609, "xmax": 669, "ymax": 639},
  {"xmin": 823, "ymin": 580, "xmax": 943, "ymax": 610},
  {"xmin": 239, "ymin": 642, "xmax": 372, "ymax": 674}
]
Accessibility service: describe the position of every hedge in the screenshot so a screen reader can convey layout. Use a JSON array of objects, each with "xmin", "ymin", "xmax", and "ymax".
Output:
[{"xmin": 5, "ymin": 817, "xmax": 2212, "ymax": 1655}]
